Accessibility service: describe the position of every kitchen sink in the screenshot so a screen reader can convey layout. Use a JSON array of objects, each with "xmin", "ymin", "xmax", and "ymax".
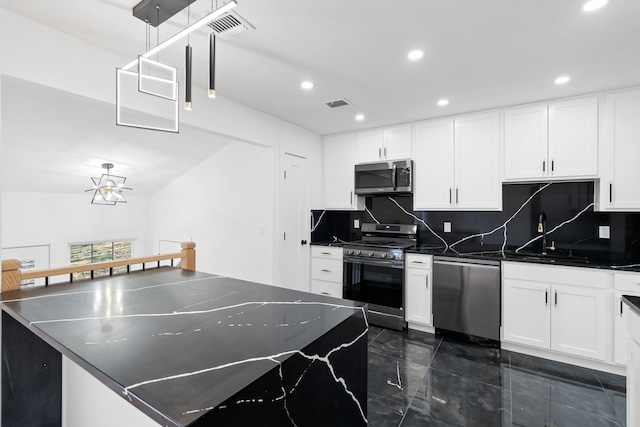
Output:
[{"xmin": 507, "ymin": 251, "xmax": 592, "ymax": 265}]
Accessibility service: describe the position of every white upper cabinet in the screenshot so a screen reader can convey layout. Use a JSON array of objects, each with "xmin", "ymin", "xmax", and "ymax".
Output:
[
  {"xmin": 455, "ymin": 112, "xmax": 501, "ymax": 210},
  {"xmin": 504, "ymin": 104, "xmax": 548, "ymax": 180},
  {"xmin": 413, "ymin": 119, "xmax": 455, "ymax": 210},
  {"xmin": 323, "ymin": 133, "xmax": 363, "ymax": 210},
  {"xmin": 355, "ymin": 125, "xmax": 412, "ymax": 163},
  {"xmin": 413, "ymin": 112, "xmax": 501, "ymax": 211},
  {"xmin": 503, "ymin": 96, "xmax": 598, "ymax": 181},
  {"xmin": 597, "ymin": 89, "xmax": 640, "ymax": 211}
]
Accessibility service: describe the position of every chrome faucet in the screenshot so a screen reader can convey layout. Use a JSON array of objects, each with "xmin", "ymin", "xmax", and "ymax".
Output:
[{"xmin": 537, "ymin": 212, "xmax": 555, "ymax": 255}]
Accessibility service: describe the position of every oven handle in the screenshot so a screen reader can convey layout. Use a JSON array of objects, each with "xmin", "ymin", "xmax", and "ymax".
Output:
[{"xmin": 343, "ymin": 257, "xmax": 404, "ymax": 269}]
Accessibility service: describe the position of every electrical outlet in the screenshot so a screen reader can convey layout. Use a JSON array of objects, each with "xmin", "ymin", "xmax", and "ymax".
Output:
[
  {"xmin": 354, "ymin": 219, "xmax": 360, "ymax": 229},
  {"xmin": 598, "ymin": 225, "xmax": 610, "ymax": 239},
  {"xmin": 444, "ymin": 222, "xmax": 452, "ymax": 233}
]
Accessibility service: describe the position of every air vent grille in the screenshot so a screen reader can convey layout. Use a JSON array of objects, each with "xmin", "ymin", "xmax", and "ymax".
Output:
[
  {"xmin": 324, "ymin": 99, "xmax": 352, "ymax": 109},
  {"xmin": 207, "ymin": 11, "xmax": 255, "ymax": 39}
]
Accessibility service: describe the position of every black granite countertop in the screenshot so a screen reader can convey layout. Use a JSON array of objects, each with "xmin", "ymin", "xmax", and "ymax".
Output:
[
  {"xmin": 0, "ymin": 268, "xmax": 367, "ymax": 426},
  {"xmin": 406, "ymin": 247, "xmax": 640, "ymax": 272},
  {"xmin": 623, "ymin": 295, "xmax": 640, "ymax": 318},
  {"xmin": 311, "ymin": 241, "xmax": 344, "ymax": 247}
]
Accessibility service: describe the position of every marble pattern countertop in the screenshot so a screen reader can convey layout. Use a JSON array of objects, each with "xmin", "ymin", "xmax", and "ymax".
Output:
[{"xmin": 0, "ymin": 268, "xmax": 367, "ymax": 426}]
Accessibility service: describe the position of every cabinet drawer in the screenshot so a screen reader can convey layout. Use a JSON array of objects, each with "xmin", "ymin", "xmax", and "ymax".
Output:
[
  {"xmin": 311, "ymin": 280, "xmax": 343, "ymax": 299},
  {"xmin": 615, "ymin": 272, "xmax": 640, "ymax": 292},
  {"xmin": 311, "ymin": 246, "xmax": 343, "ymax": 260},
  {"xmin": 311, "ymin": 258, "xmax": 342, "ymax": 283},
  {"xmin": 502, "ymin": 262, "xmax": 607, "ymax": 289},
  {"xmin": 405, "ymin": 254, "xmax": 432, "ymax": 270}
]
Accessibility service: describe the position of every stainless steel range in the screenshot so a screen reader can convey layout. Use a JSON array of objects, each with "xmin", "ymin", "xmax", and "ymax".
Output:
[{"xmin": 342, "ymin": 223, "xmax": 417, "ymax": 330}]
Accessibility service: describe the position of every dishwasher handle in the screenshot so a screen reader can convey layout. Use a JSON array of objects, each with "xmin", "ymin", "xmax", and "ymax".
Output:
[{"xmin": 433, "ymin": 258, "xmax": 500, "ymax": 269}]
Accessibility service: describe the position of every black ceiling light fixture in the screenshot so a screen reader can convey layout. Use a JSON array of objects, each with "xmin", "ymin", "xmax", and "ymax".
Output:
[{"xmin": 184, "ymin": 0, "xmax": 193, "ymax": 111}]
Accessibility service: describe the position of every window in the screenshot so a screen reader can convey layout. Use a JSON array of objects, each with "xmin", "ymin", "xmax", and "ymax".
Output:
[
  {"xmin": 70, "ymin": 240, "xmax": 132, "ymax": 280},
  {"xmin": 20, "ymin": 259, "xmax": 37, "ymax": 287}
]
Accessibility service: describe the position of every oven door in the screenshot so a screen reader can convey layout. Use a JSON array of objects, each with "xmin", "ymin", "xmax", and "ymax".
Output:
[{"xmin": 343, "ymin": 256, "xmax": 405, "ymax": 330}]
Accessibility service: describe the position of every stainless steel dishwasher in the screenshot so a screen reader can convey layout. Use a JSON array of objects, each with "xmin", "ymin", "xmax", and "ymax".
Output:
[{"xmin": 433, "ymin": 257, "xmax": 501, "ymax": 342}]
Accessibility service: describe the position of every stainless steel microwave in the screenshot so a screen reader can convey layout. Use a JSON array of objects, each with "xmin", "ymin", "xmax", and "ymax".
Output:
[{"xmin": 354, "ymin": 160, "xmax": 413, "ymax": 195}]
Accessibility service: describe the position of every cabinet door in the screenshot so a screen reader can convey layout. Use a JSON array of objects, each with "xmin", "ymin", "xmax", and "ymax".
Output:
[
  {"xmin": 384, "ymin": 125, "xmax": 412, "ymax": 160},
  {"xmin": 412, "ymin": 119, "xmax": 455, "ymax": 210},
  {"xmin": 503, "ymin": 279, "xmax": 550, "ymax": 349},
  {"xmin": 454, "ymin": 111, "xmax": 502, "ymax": 210},
  {"xmin": 323, "ymin": 133, "xmax": 357, "ymax": 209},
  {"xmin": 311, "ymin": 279, "xmax": 343, "ymax": 298},
  {"xmin": 550, "ymin": 285, "xmax": 606, "ymax": 360},
  {"xmin": 405, "ymin": 268, "xmax": 432, "ymax": 326},
  {"xmin": 615, "ymin": 290, "xmax": 640, "ymax": 365},
  {"xmin": 601, "ymin": 89, "xmax": 640, "ymax": 210},
  {"xmin": 548, "ymin": 97, "xmax": 598, "ymax": 179},
  {"xmin": 628, "ymin": 336, "xmax": 640, "ymax": 427},
  {"xmin": 355, "ymin": 129, "xmax": 384, "ymax": 163},
  {"xmin": 503, "ymin": 104, "xmax": 548, "ymax": 180}
]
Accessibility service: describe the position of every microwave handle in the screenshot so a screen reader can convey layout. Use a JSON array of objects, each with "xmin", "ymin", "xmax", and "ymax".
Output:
[{"xmin": 392, "ymin": 163, "xmax": 397, "ymax": 190}]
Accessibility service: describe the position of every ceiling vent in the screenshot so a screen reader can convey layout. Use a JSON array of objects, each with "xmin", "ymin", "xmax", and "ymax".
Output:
[
  {"xmin": 207, "ymin": 11, "xmax": 255, "ymax": 39},
  {"xmin": 324, "ymin": 98, "xmax": 353, "ymax": 109}
]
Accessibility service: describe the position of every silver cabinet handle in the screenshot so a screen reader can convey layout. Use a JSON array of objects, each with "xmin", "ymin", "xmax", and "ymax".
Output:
[
  {"xmin": 554, "ymin": 290, "xmax": 558, "ymax": 306},
  {"xmin": 545, "ymin": 289, "xmax": 548, "ymax": 305},
  {"xmin": 449, "ymin": 188, "xmax": 452, "ymax": 204},
  {"xmin": 425, "ymin": 274, "xmax": 429, "ymax": 289},
  {"xmin": 551, "ymin": 159, "xmax": 555, "ymax": 172},
  {"xmin": 543, "ymin": 160, "xmax": 546, "ymax": 172},
  {"xmin": 412, "ymin": 261, "xmax": 425, "ymax": 264},
  {"xmin": 384, "ymin": 147, "xmax": 387, "ymax": 158},
  {"xmin": 378, "ymin": 148, "xmax": 382, "ymax": 159},
  {"xmin": 321, "ymin": 269, "xmax": 332, "ymax": 273},
  {"xmin": 321, "ymin": 252, "xmax": 331, "ymax": 255},
  {"xmin": 350, "ymin": 191, "xmax": 353, "ymax": 206},
  {"xmin": 321, "ymin": 292, "xmax": 331, "ymax": 296},
  {"xmin": 456, "ymin": 187, "xmax": 459, "ymax": 204},
  {"xmin": 620, "ymin": 299, "xmax": 624, "ymax": 316}
]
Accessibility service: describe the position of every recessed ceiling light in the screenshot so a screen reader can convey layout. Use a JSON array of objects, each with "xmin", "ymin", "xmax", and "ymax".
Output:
[
  {"xmin": 407, "ymin": 50, "xmax": 424, "ymax": 61},
  {"xmin": 355, "ymin": 114, "xmax": 365, "ymax": 121},
  {"xmin": 301, "ymin": 81, "xmax": 314, "ymax": 90},
  {"xmin": 582, "ymin": 0, "xmax": 608, "ymax": 12},
  {"xmin": 555, "ymin": 76, "xmax": 571, "ymax": 85},
  {"xmin": 437, "ymin": 99, "xmax": 449, "ymax": 106}
]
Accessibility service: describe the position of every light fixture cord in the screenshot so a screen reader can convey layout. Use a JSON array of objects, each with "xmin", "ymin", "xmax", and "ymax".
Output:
[{"xmin": 187, "ymin": 1, "xmax": 190, "ymax": 45}]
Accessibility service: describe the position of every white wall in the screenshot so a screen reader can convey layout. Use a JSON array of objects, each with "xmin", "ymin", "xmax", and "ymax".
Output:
[
  {"xmin": 1, "ymin": 192, "xmax": 149, "ymax": 280},
  {"xmin": 0, "ymin": 7, "xmax": 324, "ymax": 282},
  {"xmin": 148, "ymin": 141, "xmax": 274, "ymax": 283}
]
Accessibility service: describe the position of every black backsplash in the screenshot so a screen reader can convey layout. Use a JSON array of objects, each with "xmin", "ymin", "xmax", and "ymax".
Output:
[{"xmin": 311, "ymin": 182, "xmax": 640, "ymax": 264}]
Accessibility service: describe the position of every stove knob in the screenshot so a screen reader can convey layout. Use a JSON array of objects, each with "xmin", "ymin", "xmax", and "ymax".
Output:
[
  {"xmin": 355, "ymin": 250, "xmax": 361, "ymax": 256},
  {"xmin": 381, "ymin": 253, "xmax": 387, "ymax": 258},
  {"xmin": 368, "ymin": 251, "xmax": 374, "ymax": 257},
  {"xmin": 347, "ymin": 249, "xmax": 354, "ymax": 255},
  {"xmin": 388, "ymin": 253, "xmax": 395, "ymax": 259}
]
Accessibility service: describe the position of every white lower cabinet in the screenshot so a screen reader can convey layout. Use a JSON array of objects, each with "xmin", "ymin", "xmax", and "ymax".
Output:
[
  {"xmin": 502, "ymin": 262, "xmax": 607, "ymax": 361},
  {"xmin": 405, "ymin": 254, "xmax": 432, "ymax": 327},
  {"xmin": 614, "ymin": 272, "xmax": 640, "ymax": 365},
  {"xmin": 310, "ymin": 246, "xmax": 343, "ymax": 298},
  {"xmin": 627, "ymin": 307, "xmax": 640, "ymax": 427}
]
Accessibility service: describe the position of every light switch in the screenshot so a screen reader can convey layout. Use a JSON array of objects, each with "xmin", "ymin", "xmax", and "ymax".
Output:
[
  {"xmin": 444, "ymin": 222, "xmax": 452, "ymax": 233},
  {"xmin": 598, "ymin": 225, "xmax": 610, "ymax": 239},
  {"xmin": 354, "ymin": 219, "xmax": 360, "ymax": 229}
]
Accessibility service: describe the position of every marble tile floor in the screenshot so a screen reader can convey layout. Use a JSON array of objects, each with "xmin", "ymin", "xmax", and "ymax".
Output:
[{"xmin": 367, "ymin": 327, "xmax": 627, "ymax": 427}]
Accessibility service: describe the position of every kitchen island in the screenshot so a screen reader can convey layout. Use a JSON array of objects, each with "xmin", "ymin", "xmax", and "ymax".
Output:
[{"xmin": 1, "ymin": 267, "xmax": 368, "ymax": 426}]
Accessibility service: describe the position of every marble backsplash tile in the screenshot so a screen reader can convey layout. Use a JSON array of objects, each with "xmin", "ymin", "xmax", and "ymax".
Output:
[{"xmin": 311, "ymin": 182, "xmax": 640, "ymax": 264}]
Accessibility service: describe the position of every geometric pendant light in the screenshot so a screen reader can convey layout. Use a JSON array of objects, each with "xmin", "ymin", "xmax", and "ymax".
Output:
[{"xmin": 85, "ymin": 163, "xmax": 132, "ymax": 205}]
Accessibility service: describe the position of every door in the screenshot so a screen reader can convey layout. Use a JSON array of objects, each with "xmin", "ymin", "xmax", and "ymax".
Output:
[
  {"xmin": 279, "ymin": 153, "xmax": 309, "ymax": 292},
  {"xmin": 455, "ymin": 111, "xmax": 501, "ymax": 210},
  {"xmin": 602, "ymin": 89, "xmax": 640, "ymax": 210},
  {"xmin": 412, "ymin": 119, "xmax": 455, "ymax": 210},
  {"xmin": 355, "ymin": 129, "xmax": 384, "ymax": 163},
  {"xmin": 383, "ymin": 125, "xmax": 412, "ymax": 160},
  {"xmin": 405, "ymin": 268, "xmax": 431, "ymax": 326},
  {"xmin": 503, "ymin": 104, "xmax": 548, "ymax": 180},
  {"xmin": 550, "ymin": 285, "xmax": 606, "ymax": 360},
  {"xmin": 502, "ymin": 279, "xmax": 550, "ymax": 349},
  {"xmin": 548, "ymin": 97, "xmax": 598, "ymax": 178},
  {"xmin": 323, "ymin": 133, "xmax": 357, "ymax": 209}
]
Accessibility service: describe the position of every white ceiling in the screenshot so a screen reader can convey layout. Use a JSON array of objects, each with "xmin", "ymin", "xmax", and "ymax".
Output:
[
  {"xmin": 0, "ymin": 0, "xmax": 638, "ymax": 137},
  {"xmin": 1, "ymin": 0, "xmax": 639, "ymax": 196},
  {"xmin": 1, "ymin": 77, "xmax": 231, "ymax": 195}
]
